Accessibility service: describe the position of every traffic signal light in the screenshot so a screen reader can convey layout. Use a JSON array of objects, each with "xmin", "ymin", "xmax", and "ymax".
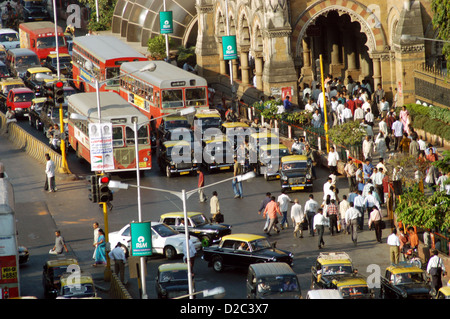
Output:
[
  {"xmin": 98, "ymin": 174, "xmax": 113, "ymax": 203},
  {"xmin": 54, "ymin": 81, "xmax": 64, "ymax": 105},
  {"xmin": 88, "ymin": 175, "xmax": 98, "ymax": 203}
]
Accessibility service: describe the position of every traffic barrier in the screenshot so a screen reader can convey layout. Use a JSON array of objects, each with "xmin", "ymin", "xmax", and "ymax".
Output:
[
  {"xmin": 109, "ymin": 272, "xmax": 133, "ymax": 299},
  {"xmin": 0, "ymin": 113, "xmax": 66, "ymax": 174}
]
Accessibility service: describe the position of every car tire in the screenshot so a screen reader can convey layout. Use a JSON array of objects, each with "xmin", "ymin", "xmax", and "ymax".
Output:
[
  {"xmin": 164, "ymin": 246, "xmax": 177, "ymax": 260},
  {"xmin": 212, "ymin": 256, "xmax": 224, "ymax": 272}
]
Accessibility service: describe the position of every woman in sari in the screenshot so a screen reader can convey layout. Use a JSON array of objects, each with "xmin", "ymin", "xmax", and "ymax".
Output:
[
  {"xmin": 93, "ymin": 229, "xmax": 107, "ymax": 266},
  {"xmin": 399, "ymin": 106, "xmax": 409, "ymax": 134}
]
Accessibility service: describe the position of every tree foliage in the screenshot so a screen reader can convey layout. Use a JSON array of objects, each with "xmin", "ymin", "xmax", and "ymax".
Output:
[
  {"xmin": 79, "ymin": 0, "xmax": 116, "ymax": 31},
  {"xmin": 147, "ymin": 35, "xmax": 175, "ymax": 59},
  {"xmin": 328, "ymin": 121, "xmax": 366, "ymax": 146},
  {"xmin": 431, "ymin": 0, "xmax": 450, "ymax": 64}
]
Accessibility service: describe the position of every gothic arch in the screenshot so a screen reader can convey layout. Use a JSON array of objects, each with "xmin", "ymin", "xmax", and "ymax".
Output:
[{"xmin": 291, "ymin": 0, "xmax": 388, "ymax": 58}]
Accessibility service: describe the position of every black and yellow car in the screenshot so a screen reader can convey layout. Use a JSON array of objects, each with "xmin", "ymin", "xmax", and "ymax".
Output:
[
  {"xmin": 380, "ymin": 263, "xmax": 432, "ymax": 299},
  {"xmin": 202, "ymin": 136, "xmax": 234, "ymax": 173},
  {"xmin": 157, "ymin": 140, "xmax": 198, "ymax": 177},
  {"xmin": 42, "ymin": 258, "xmax": 78, "ymax": 298},
  {"xmin": 311, "ymin": 252, "xmax": 356, "ymax": 290},
  {"xmin": 280, "ymin": 155, "xmax": 313, "ymax": 192},
  {"xmin": 156, "ymin": 263, "xmax": 192, "ymax": 299},
  {"xmin": 257, "ymin": 143, "xmax": 291, "ymax": 180},
  {"xmin": 331, "ymin": 275, "xmax": 374, "ymax": 299},
  {"xmin": 56, "ymin": 272, "xmax": 97, "ymax": 299},
  {"xmin": 433, "ymin": 286, "xmax": 450, "ymax": 299},
  {"xmin": 202, "ymin": 233, "xmax": 294, "ymax": 273},
  {"xmin": 160, "ymin": 212, "xmax": 232, "ymax": 247}
]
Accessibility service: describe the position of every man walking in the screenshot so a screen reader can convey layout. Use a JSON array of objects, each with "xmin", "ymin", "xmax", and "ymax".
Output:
[
  {"xmin": 263, "ymin": 196, "xmax": 282, "ymax": 236},
  {"xmin": 210, "ymin": 191, "xmax": 221, "ymax": 223},
  {"xmin": 277, "ymin": 189, "xmax": 292, "ymax": 229},
  {"xmin": 327, "ymin": 146, "xmax": 339, "ymax": 175},
  {"xmin": 197, "ymin": 168, "xmax": 207, "ymax": 202},
  {"xmin": 109, "ymin": 242, "xmax": 128, "ymax": 284},
  {"xmin": 304, "ymin": 194, "xmax": 319, "ymax": 236},
  {"xmin": 313, "ymin": 208, "xmax": 328, "ymax": 249},
  {"xmin": 427, "ymin": 249, "xmax": 447, "ymax": 292},
  {"xmin": 44, "ymin": 153, "xmax": 56, "ymax": 192},
  {"xmin": 232, "ymin": 156, "xmax": 243, "ymax": 198},
  {"xmin": 392, "ymin": 116, "xmax": 403, "ymax": 151},
  {"xmin": 291, "ymin": 199, "xmax": 304, "ymax": 238},
  {"xmin": 345, "ymin": 202, "xmax": 361, "ymax": 245},
  {"xmin": 258, "ymin": 192, "xmax": 272, "ymax": 232},
  {"xmin": 354, "ymin": 190, "xmax": 365, "ymax": 230},
  {"xmin": 344, "ymin": 158, "xmax": 357, "ymax": 192},
  {"xmin": 326, "ymin": 199, "xmax": 339, "ymax": 235}
]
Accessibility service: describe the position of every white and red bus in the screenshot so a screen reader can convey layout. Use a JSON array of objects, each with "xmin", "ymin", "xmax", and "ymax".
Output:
[
  {"xmin": 119, "ymin": 61, "xmax": 209, "ymax": 127},
  {"xmin": 18, "ymin": 22, "xmax": 68, "ymax": 64},
  {"xmin": 0, "ymin": 178, "xmax": 20, "ymax": 299},
  {"xmin": 71, "ymin": 35, "xmax": 147, "ymax": 93},
  {"xmin": 67, "ymin": 92, "xmax": 152, "ymax": 172}
]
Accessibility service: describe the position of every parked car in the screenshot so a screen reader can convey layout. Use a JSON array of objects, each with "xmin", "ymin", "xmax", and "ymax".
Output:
[
  {"xmin": 257, "ymin": 143, "xmax": 290, "ymax": 179},
  {"xmin": 1, "ymin": 87, "xmax": 35, "ymax": 119},
  {"xmin": 160, "ymin": 211, "xmax": 232, "ymax": 247},
  {"xmin": 380, "ymin": 263, "xmax": 432, "ymax": 299},
  {"xmin": 42, "ymin": 257, "xmax": 78, "ymax": 298},
  {"xmin": 108, "ymin": 221, "xmax": 201, "ymax": 260},
  {"xmin": 157, "ymin": 140, "xmax": 198, "ymax": 177},
  {"xmin": 202, "ymin": 233, "xmax": 294, "ymax": 272},
  {"xmin": 310, "ymin": 252, "xmax": 356, "ymax": 290},
  {"xmin": 156, "ymin": 263, "xmax": 192, "ymax": 299},
  {"xmin": 56, "ymin": 273, "xmax": 97, "ymax": 299},
  {"xmin": 280, "ymin": 155, "xmax": 313, "ymax": 192},
  {"xmin": 246, "ymin": 262, "xmax": 301, "ymax": 299},
  {"xmin": 27, "ymin": 97, "xmax": 46, "ymax": 129}
]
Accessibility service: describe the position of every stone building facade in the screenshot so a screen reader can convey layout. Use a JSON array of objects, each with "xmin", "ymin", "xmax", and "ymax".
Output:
[{"xmin": 112, "ymin": 0, "xmax": 441, "ymax": 106}]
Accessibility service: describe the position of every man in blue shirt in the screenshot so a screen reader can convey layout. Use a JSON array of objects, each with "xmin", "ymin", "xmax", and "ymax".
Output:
[
  {"xmin": 363, "ymin": 158, "xmax": 374, "ymax": 183},
  {"xmin": 283, "ymin": 96, "xmax": 292, "ymax": 112}
]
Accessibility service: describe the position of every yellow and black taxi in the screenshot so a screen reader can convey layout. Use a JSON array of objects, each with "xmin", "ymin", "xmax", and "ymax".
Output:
[
  {"xmin": 0, "ymin": 77, "xmax": 25, "ymax": 96},
  {"xmin": 43, "ymin": 53, "xmax": 72, "ymax": 76},
  {"xmin": 380, "ymin": 263, "xmax": 432, "ymax": 299},
  {"xmin": 160, "ymin": 212, "xmax": 232, "ymax": 247},
  {"xmin": 433, "ymin": 286, "xmax": 450, "ymax": 299},
  {"xmin": 249, "ymin": 131, "xmax": 279, "ymax": 151},
  {"xmin": 246, "ymin": 262, "xmax": 301, "ymax": 299},
  {"xmin": 193, "ymin": 109, "xmax": 222, "ymax": 135},
  {"xmin": 280, "ymin": 155, "xmax": 313, "ymax": 192},
  {"xmin": 221, "ymin": 121, "xmax": 250, "ymax": 150},
  {"xmin": 27, "ymin": 96, "xmax": 46, "ymax": 130},
  {"xmin": 202, "ymin": 233, "xmax": 294, "ymax": 273},
  {"xmin": 258, "ymin": 143, "xmax": 290, "ymax": 180},
  {"xmin": 331, "ymin": 275, "xmax": 374, "ymax": 299},
  {"xmin": 42, "ymin": 257, "xmax": 78, "ymax": 298},
  {"xmin": 0, "ymin": 44, "xmax": 7, "ymax": 62},
  {"xmin": 23, "ymin": 66, "xmax": 52, "ymax": 96},
  {"xmin": 56, "ymin": 272, "xmax": 97, "ymax": 299},
  {"xmin": 311, "ymin": 252, "xmax": 356, "ymax": 290},
  {"xmin": 156, "ymin": 263, "xmax": 192, "ymax": 299},
  {"xmin": 158, "ymin": 115, "xmax": 191, "ymax": 139},
  {"xmin": 202, "ymin": 135, "xmax": 234, "ymax": 173},
  {"xmin": 157, "ymin": 140, "xmax": 198, "ymax": 177}
]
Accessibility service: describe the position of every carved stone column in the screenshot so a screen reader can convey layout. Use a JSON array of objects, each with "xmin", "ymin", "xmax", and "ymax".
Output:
[
  {"xmin": 240, "ymin": 48, "xmax": 250, "ymax": 85},
  {"xmin": 254, "ymin": 52, "xmax": 264, "ymax": 91}
]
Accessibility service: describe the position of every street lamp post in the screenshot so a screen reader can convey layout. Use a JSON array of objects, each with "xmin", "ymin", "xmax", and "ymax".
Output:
[
  {"xmin": 401, "ymin": 34, "xmax": 450, "ymax": 44},
  {"xmin": 109, "ymin": 172, "xmax": 256, "ymax": 298}
]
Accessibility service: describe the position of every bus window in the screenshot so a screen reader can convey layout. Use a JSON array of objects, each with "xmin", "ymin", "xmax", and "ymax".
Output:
[
  {"xmin": 162, "ymin": 89, "xmax": 183, "ymax": 108},
  {"xmin": 125, "ymin": 126, "xmax": 149, "ymax": 145},
  {"xmin": 186, "ymin": 88, "xmax": 207, "ymax": 106},
  {"xmin": 112, "ymin": 126, "xmax": 124, "ymax": 147},
  {"xmin": 106, "ymin": 67, "xmax": 120, "ymax": 86},
  {"xmin": 36, "ymin": 36, "xmax": 66, "ymax": 49}
]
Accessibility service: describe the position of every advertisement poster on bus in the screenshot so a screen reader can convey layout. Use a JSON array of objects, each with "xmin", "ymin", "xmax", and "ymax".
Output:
[{"xmin": 89, "ymin": 123, "xmax": 114, "ymax": 171}]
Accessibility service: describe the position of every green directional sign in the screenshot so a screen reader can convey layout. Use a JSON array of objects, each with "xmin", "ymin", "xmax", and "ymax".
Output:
[
  {"xmin": 160, "ymin": 11, "xmax": 173, "ymax": 34},
  {"xmin": 222, "ymin": 35, "xmax": 237, "ymax": 60},
  {"xmin": 130, "ymin": 222, "xmax": 152, "ymax": 257}
]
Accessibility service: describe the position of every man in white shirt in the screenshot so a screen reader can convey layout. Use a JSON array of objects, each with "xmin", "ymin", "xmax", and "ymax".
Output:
[
  {"xmin": 373, "ymin": 168, "xmax": 385, "ymax": 205},
  {"xmin": 427, "ymin": 249, "xmax": 447, "ymax": 292},
  {"xmin": 313, "ymin": 208, "xmax": 328, "ymax": 249},
  {"xmin": 305, "ymin": 99, "xmax": 318, "ymax": 113},
  {"xmin": 345, "ymin": 202, "xmax": 361, "ymax": 245},
  {"xmin": 354, "ymin": 190, "xmax": 365, "ymax": 230},
  {"xmin": 362, "ymin": 135, "xmax": 374, "ymax": 161},
  {"xmin": 291, "ymin": 199, "xmax": 305, "ymax": 238},
  {"xmin": 364, "ymin": 109, "xmax": 375, "ymax": 126},
  {"xmin": 322, "ymin": 177, "xmax": 332, "ymax": 201},
  {"xmin": 44, "ymin": 153, "xmax": 56, "ymax": 192},
  {"xmin": 327, "ymin": 147, "xmax": 339, "ymax": 175},
  {"xmin": 392, "ymin": 117, "xmax": 403, "ymax": 151},
  {"xmin": 304, "ymin": 194, "xmax": 319, "ymax": 236},
  {"xmin": 339, "ymin": 195, "xmax": 351, "ymax": 233},
  {"xmin": 387, "ymin": 228, "xmax": 401, "ymax": 265},
  {"xmin": 342, "ymin": 105, "xmax": 353, "ymax": 123},
  {"xmin": 363, "ymin": 190, "xmax": 381, "ymax": 214},
  {"xmin": 353, "ymin": 105, "xmax": 364, "ymax": 122},
  {"xmin": 418, "ymin": 135, "xmax": 427, "ymax": 151},
  {"xmin": 278, "ymin": 189, "xmax": 292, "ymax": 229}
]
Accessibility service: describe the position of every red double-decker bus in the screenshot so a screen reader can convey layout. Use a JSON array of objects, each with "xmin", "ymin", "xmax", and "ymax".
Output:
[{"xmin": 71, "ymin": 35, "xmax": 147, "ymax": 93}]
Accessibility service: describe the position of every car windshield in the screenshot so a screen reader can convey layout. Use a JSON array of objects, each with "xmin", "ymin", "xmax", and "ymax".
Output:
[
  {"xmin": 159, "ymin": 269, "xmax": 188, "ymax": 283},
  {"xmin": 14, "ymin": 92, "xmax": 35, "ymax": 102},
  {"xmin": 257, "ymin": 275, "xmax": 299, "ymax": 294},
  {"xmin": 196, "ymin": 117, "xmax": 221, "ymax": 129},
  {"xmin": 340, "ymin": 286, "xmax": 369, "ymax": 297},
  {"xmin": 206, "ymin": 142, "xmax": 232, "ymax": 156},
  {"xmin": 0, "ymin": 65, "xmax": 10, "ymax": 77},
  {"xmin": 391, "ymin": 272, "xmax": 426, "ymax": 285},
  {"xmin": 190, "ymin": 214, "xmax": 208, "ymax": 226},
  {"xmin": 0, "ymin": 33, "xmax": 18, "ymax": 42},
  {"xmin": 36, "ymin": 36, "xmax": 66, "ymax": 49},
  {"xmin": 249, "ymin": 238, "xmax": 272, "ymax": 251},
  {"xmin": 51, "ymin": 265, "xmax": 69, "ymax": 278},
  {"xmin": 62, "ymin": 283, "xmax": 95, "ymax": 297},
  {"xmin": 152, "ymin": 223, "xmax": 178, "ymax": 237},
  {"xmin": 321, "ymin": 265, "xmax": 353, "ymax": 275},
  {"xmin": 164, "ymin": 120, "xmax": 190, "ymax": 130},
  {"xmin": 282, "ymin": 161, "xmax": 308, "ymax": 170}
]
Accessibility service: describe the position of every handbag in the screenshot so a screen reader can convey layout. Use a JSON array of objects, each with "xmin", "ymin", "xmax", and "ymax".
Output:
[{"xmin": 301, "ymin": 217, "xmax": 309, "ymax": 230}]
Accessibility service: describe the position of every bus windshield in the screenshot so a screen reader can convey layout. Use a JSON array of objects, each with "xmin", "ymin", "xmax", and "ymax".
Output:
[
  {"xmin": 106, "ymin": 67, "xmax": 120, "ymax": 86},
  {"xmin": 36, "ymin": 36, "xmax": 66, "ymax": 49},
  {"xmin": 186, "ymin": 87, "xmax": 207, "ymax": 106},
  {"xmin": 162, "ymin": 89, "xmax": 183, "ymax": 108},
  {"xmin": 125, "ymin": 125, "xmax": 149, "ymax": 145}
]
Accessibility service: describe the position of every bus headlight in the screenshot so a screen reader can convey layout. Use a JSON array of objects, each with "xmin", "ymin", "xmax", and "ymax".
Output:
[{"xmin": 143, "ymin": 157, "xmax": 149, "ymax": 162}]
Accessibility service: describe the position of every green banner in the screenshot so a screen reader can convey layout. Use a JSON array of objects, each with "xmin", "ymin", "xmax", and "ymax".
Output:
[
  {"xmin": 130, "ymin": 222, "xmax": 152, "ymax": 257},
  {"xmin": 160, "ymin": 11, "xmax": 173, "ymax": 34},
  {"xmin": 222, "ymin": 35, "xmax": 237, "ymax": 60}
]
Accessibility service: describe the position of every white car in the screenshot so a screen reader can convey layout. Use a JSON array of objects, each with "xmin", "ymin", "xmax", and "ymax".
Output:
[
  {"xmin": 109, "ymin": 222, "xmax": 202, "ymax": 260},
  {"xmin": 0, "ymin": 29, "xmax": 20, "ymax": 50}
]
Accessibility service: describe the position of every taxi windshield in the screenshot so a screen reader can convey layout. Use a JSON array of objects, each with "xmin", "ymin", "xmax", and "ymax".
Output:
[
  {"xmin": 258, "ymin": 275, "xmax": 299, "ymax": 294},
  {"xmin": 190, "ymin": 214, "xmax": 208, "ymax": 226},
  {"xmin": 159, "ymin": 269, "xmax": 188, "ymax": 283},
  {"xmin": 340, "ymin": 286, "xmax": 369, "ymax": 297},
  {"xmin": 321, "ymin": 265, "xmax": 353, "ymax": 275},
  {"xmin": 250, "ymin": 238, "xmax": 272, "ymax": 251},
  {"xmin": 282, "ymin": 162, "xmax": 308, "ymax": 170},
  {"xmin": 391, "ymin": 272, "xmax": 426, "ymax": 285},
  {"xmin": 62, "ymin": 283, "xmax": 95, "ymax": 297},
  {"xmin": 164, "ymin": 120, "xmax": 190, "ymax": 130}
]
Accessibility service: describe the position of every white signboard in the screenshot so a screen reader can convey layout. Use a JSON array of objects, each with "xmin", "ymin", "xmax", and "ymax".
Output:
[{"xmin": 89, "ymin": 123, "xmax": 114, "ymax": 171}]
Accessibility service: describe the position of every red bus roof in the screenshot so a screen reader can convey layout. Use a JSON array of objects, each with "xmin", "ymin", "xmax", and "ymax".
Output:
[{"xmin": 19, "ymin": 22, "xmax": 63, "ymax": 34}]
